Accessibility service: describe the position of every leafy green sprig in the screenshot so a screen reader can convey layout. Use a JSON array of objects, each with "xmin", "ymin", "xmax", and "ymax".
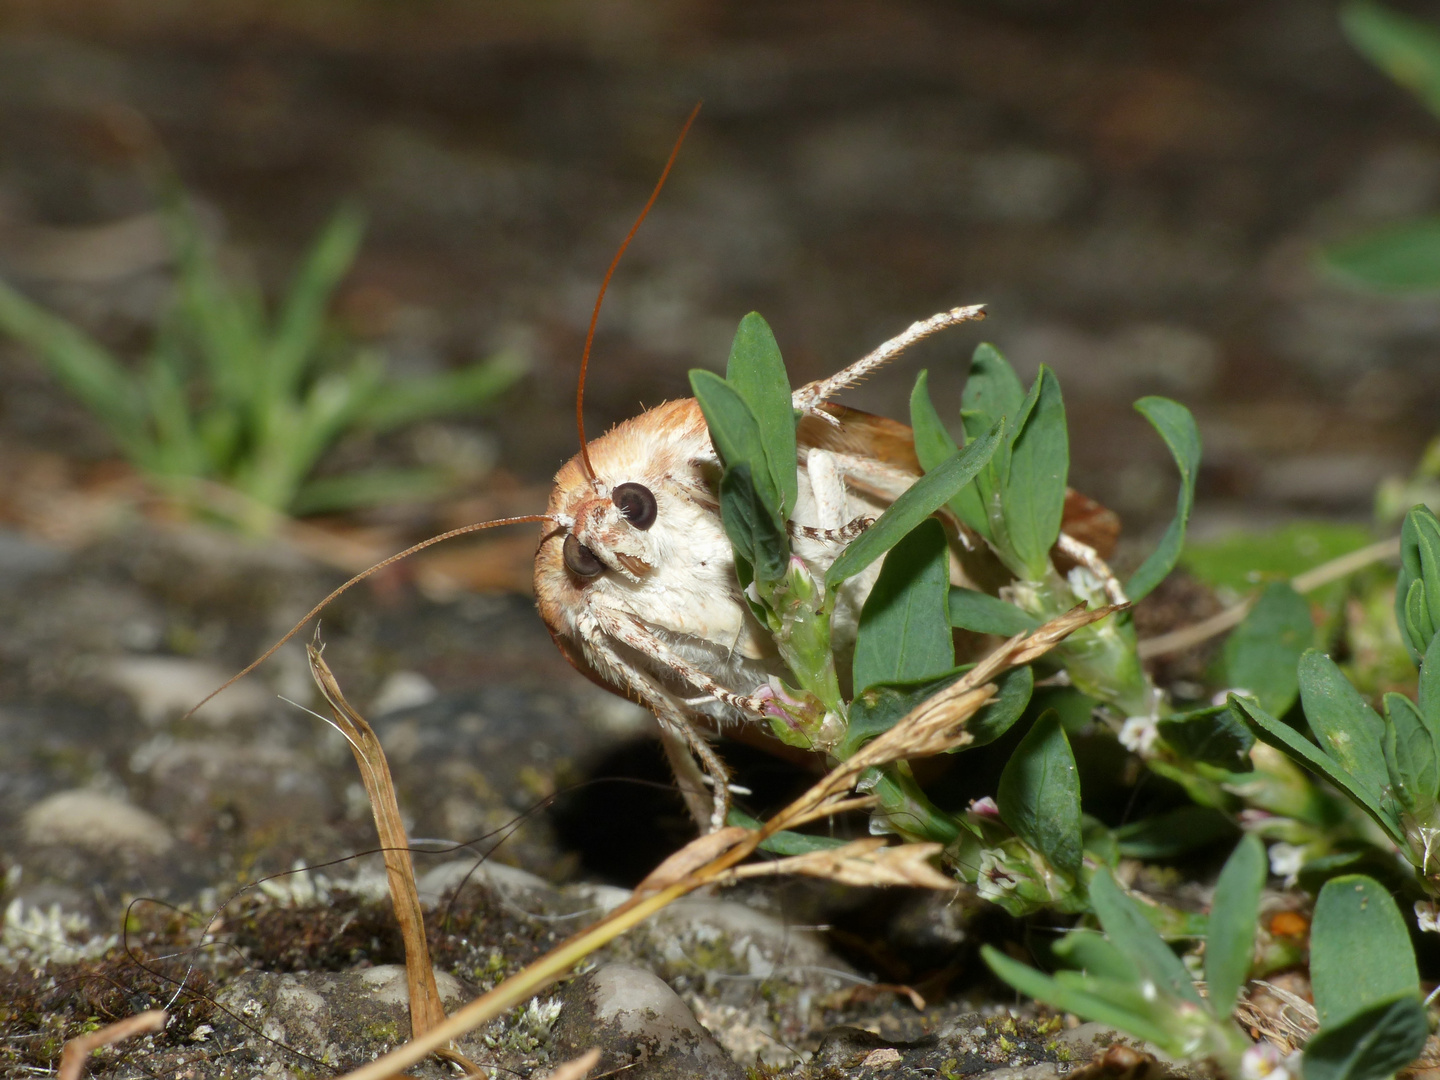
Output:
[{"xmin": 0, "ymin": 194, "xmax": 523, "ymax": 533}]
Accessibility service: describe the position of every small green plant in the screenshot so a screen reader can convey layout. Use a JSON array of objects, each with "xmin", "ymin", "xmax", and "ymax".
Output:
[
  {"xmin": 689, "ymin": 308, "xmax": 1436, "ymax": 1078},
  {"xmin": 983, "ymin": 836, "xmax": 1266, "ymax": 1073},
  {"xmin": 0, "ymin": 196, "xmax": 524, "ymax": 533},
  {"xmin": 1234, "ymin": 506, "xmax": 1440, "ymax": 896},
  {"xmin": 1323, "ymin": 2, "xmax": 1440, "ymax": 290}
]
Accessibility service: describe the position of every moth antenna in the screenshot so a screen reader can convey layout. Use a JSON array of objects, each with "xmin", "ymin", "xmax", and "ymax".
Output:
[
  {"xmin": 576, "ymin": 100, "xmax": 702, "ymax": 485},
  {"xmin": 182, "ymin": 514, "xmax": 552, "ymax": 722}
]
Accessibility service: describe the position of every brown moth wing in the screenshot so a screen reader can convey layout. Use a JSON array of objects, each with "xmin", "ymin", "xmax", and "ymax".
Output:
[{"xmin": 799, "ymin": 401, "xmax": 1121, "ymax": 567}]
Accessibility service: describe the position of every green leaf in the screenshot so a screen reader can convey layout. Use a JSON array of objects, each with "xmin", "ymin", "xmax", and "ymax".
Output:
[
  {"xmin": 1088, "ymin": 868, "xmax": 1206, "ymax": 1008},
  {"xmin": 726, "ymin": 809, "xmax": 848, "ymax": 855},
  {"xmin": 1113, "ymin": 806, "xmax": 1238, "ymax": 860},
  {"xmin": 1418, "ymin": 632, "xmax": 1440, "ymax": 741},
  {"xmin": 0, "ymin": 278, "xmax": 148, "ymax": 454},
  {"xmin": 1299, "ymin": 650, "xmax": 1390, "ymax": 805},
  {"xmin": 1126, "ymin": 397, "xmax": 1200, "ymax": 601},
  {"xmin": 718, "ymin": 463, "xmax": 789, "ymax": 585},
  {"xmin": 1204, "ymin": 834, "xmax": 1266, "ymax": 1020},
  {"xmin": 997, "ymin": 711, "xmax": 1083, "ymax": 879},
  {"xmin": 268, "ymin": 204, "xmax": 365, "ymax": 401},
  {"xmin": 1223, "ymin": 582, "xmax": 1314, "ymax": 718},
  {"xmin": 1398, "ymin": 506, "xmax": 1440, "ymax": 662},
  {"xmin": 1001, "ymin": 366, "xmax": 1068, "ymax": 580},
  {"xmin": 838, "ymin": 665, "xmax": 1031, "ymax": 758},
  {"xmin": 967, "ymin": 664, "xmax": 1034, "ymax": 748},
  {"xmin": 1311, "ymin": 874, "xmax": 1420, "ymax": 1027},
  {"xmin": 1156, "ymin": 705, "xmax": 1255, "ymax": 772},
  {"xmin": 981, "ymin": 946, "xmax": 1176, "ymax": 1049},
  {"xmin": 1182, "ymin": 521, "xmax": 1373, "ymax": 613},
  {"xmin": 949, "ymin": 587, "xmax": 1040, "ymax": 636},
  {"xmin": 962, "ymin": 343, "xmax": 1025, "ymax": 437},
  {"xmin": 1303, "ymin": 994, "xmax": 1430, "ymax": 1080},
  {"xmin": 826, "ymin": 423, "xmax": 1001, "ymax": 588},
  {"xmin": 1342, "ymin": 0, "xmax": 1440, "ymax": 119},
  {"xmin": 853, "ymin": 520, "xmax": 955, "ymax": 694},
  {"xmin": 1323, "ymin": 217, "xmax": 1440, "ymax": 292},
  {"xmin": 291, "ymin": 467, "xmax": 456, "ymax": 515},
  {"xmin": 1383, "ymin": 692, "xmax": 1440, "ymax": 813},
  {"xmin": 355, "ymin": 352, "xmax": 526, "ymax": 432},
  {"xmin": 690, "ymin": 370, "xmax": 779, "ymax": 506},
  {"xmin": 911, "ymin": 369, "xmax": 989, "ymax": 538},
  {"xmin": 1051, "ymin": 934, "xmax": 1139, "ymax": 983},
  {"xmin": 725, "ymin": 313, "xmax": 798, "ymax": 518},
  {"xmin": 1230, "ymin": 694, "xmax": 1403, "ymax": 844}
]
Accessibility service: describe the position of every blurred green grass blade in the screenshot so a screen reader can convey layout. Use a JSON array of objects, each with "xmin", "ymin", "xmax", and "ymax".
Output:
[
  {"xmin": 269, "ymin": 205, "xmax": 365, "ymax": 401},
  {"xmin": 357, "ymin": 351, "xmax": 527, "ymax": 432},
  {"xmin": 0, "ymin": 276, "xmax": 148, "ymax": 454},
  {"xmin": 1204, "ymin": 833, "xmax": 1266, "ymax": 1020},
  {"xmin": 1343, "ymin": 1, "xmax": 1440, "ymax": 118},
  {"xmin": 1322, "ymin": 216, "xmax": 1440, "ymax": 292},
  {"xmin": 167, "ymin": 201, "xmax": 266, "ymax": 410},
  {"xmin": 826, "ymin": 422, "xmax": 1000, "ymax": 588},
  {"xmin": 724, "ymin": 312, "xmax": 797, "ymax": 518},
  {"xmin": 1126, "ymin": 397, "xmax": 1200, "ymax": 601},
  {"xmin": 292, "ymin": 467, "xmax": 456, "ymax": 515}
]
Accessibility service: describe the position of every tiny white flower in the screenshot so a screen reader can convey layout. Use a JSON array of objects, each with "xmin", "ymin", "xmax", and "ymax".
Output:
[
  {"xmin": 1119, "ymin": 714, "xmax": 1160, "ymax": 755},
  {"xmin": 1067, "ymin": 565, "xmax": 1107, "ymax": 605},
  {"xmin": 1416, "ymin": 899, "xmax": 1440, "ymax": 934},
  {"xmin": 1239, "ymin": 1042, "xmax": 1290, "ymax": 1080},
  {"xmin": 975, "ymin": 848, "xmax": 1020, "ymax": 903},
  {"xmin": 1268, "ymin": 842, "xmax": 1305, "ymax": 885}
]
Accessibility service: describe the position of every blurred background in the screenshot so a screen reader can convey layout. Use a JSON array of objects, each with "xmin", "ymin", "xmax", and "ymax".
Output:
[
  {"xmin": 2, "ymin": 0, "xmax": 1439, "ymax": 544},
  {"xmin": 4, "ymin": 0, "xmax": 1440, "ymax": 896}
]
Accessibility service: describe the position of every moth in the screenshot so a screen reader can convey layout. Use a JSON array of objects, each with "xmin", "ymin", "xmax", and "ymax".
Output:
[
  {"xmin": 198, "ymin": 107, "xmax": 1117, "ymax": 835},
  {"xmin": 532, "ymin": 308, "xmax": 1119, "ymax": 833}
]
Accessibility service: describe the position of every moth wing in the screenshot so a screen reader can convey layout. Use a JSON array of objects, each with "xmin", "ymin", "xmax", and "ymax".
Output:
[{"xmin": 797, "ymin": 403, "xmax": 1120, "ymax": 559}]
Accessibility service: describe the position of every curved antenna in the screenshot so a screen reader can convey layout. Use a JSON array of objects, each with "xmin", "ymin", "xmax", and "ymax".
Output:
[
  {"xmin": 575, "ymin": 101, "xmax": 702, "ymax": 484},
  {"xmin": 182, "ymin": 514, "xmax": 552, "ymax": 722}
]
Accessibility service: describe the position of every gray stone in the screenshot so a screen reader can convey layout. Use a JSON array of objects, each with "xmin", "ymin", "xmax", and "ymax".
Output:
[
  {"xmin": 22, "ymin": 788, "xmax": 174, "ymax": 856},
  {"xmin": 215, "ymin": 965, "xmax": 482, "ymax": 1072},
  {"xmin": 551, "ymin": 964, "xmax": 744, "ymax": 1079}
]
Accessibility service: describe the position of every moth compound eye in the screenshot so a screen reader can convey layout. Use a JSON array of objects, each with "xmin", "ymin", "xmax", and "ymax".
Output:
[
  {"xmin": 563, "ymin": 534, "xmax": 605, "ymax": 578},
  {"xmin": 612, "ymin": 482, "xmax": 658, "ymax": 530}
]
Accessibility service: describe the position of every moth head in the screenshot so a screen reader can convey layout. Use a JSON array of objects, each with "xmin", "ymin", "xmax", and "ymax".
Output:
[{"xmin": 536, "ymin": 399, "xmax": 716, "ymax": 614}]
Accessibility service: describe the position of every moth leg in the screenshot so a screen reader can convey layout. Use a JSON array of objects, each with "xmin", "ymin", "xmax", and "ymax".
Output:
[
  {"xmin": 581, "ymin": 621, "xmax": 734, "ymax": 831},
  {"xmin": 597, "ymin": 611, "xmax": 771, "ymax": 723},
  {"xmin": 791, "ymin": 305, "xmax": 986, "ymax": 414},
  {"xmin": 656, "ymin": 713, "xmax": 726, "ymax": 832},
  {"xmin": 1055, "ymin": 532, "xmax": 1129, "ymax": 605},
  {"xmin": 806, "ymin": 449, "xmax": 849, "ymax": 532}
]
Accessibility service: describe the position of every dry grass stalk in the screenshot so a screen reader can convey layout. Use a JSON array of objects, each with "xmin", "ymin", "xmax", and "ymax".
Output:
[
  {"xmin": 532, "ymin": 1048, "xmax": 602, "ymax": 1080},
  {"xmin": 308, "ymin": 643, "xmax": 463, "ymax": 1066},
  {"xmin": 329, "ymin": 605, "xmax": 1105, "ymax": 1080},
  {"xmin": 57, "ymin": 1009, "xmax": 167, "ymax": 1080},
  {"xmin": 721, "ymin": 838, "xmax": 953, "ymax": 889}
]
